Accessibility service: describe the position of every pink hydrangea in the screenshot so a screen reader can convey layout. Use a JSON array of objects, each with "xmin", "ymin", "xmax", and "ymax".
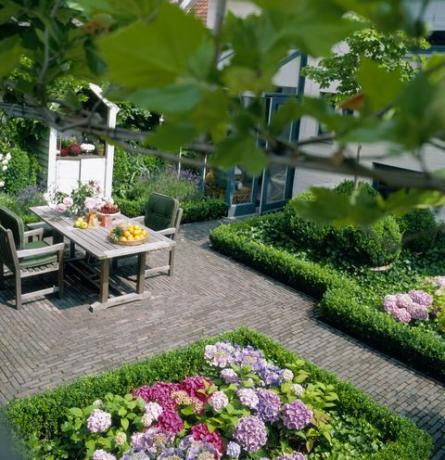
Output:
[
  {"xmin": 393, "ymin": 307, "xmax": 412, "ymax": 323},
  {"xmin": 281, "ymin": 400, "xmax": 313, "ymax": 430},
  {"xmin": 204, "ymin": 342, "xmax": 236, "ymax": 368},
  {"xmin": 157, "ymin": 408, "xmax": 184, "ymax": 434},
  {"xmin": 133, "ymin": 382, "xmax": 180, "ymax": 410},
  {"xmin": 180, "ymin": 376, "xmax": 211, "ymax": 402},
  {"xmin": 395, "ymin": 293, "xmax": 413, "ymax": 309},
  {"xmin": 191, "ymin": 423, "xmax": 225, "ymax": 454},
  {"xmin": 208, "ymin": 391, "xmax": 229, "ymax": 412},
  {"xmin": 409, "ymin": 290, "xmax": 433, "ymax": 307},
  {"xmin": 275, "ymin": 453, "xmax": 307, "ymax": 460},
  {"xmin": 383, "ymin": 295, "xmax": 398, "ymax": 313},
  {"xmin": 87, "ymin": 409, "xmax": 112, "ymax": 433}
]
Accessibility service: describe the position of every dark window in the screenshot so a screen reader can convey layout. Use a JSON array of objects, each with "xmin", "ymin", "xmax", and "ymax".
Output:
[
  {"xmin": 372, "ymin": 162, "xmax": 422, "ymax": 198},
  {"xmin": 429, "ymin": 31, "xmax": 445, "ymax": 47}
]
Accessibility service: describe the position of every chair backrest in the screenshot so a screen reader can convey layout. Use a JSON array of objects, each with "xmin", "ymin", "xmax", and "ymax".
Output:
[
  {"xmin": 0, "ymin": 206, "xmax": 25, "ymax": 249},
  {"xmin": 0, "ymin": 225, "xmax": 19, "ymax": 272},
  {"xmin": 144, "ymin": 193, "xmax": 179, "ymax": 231}
]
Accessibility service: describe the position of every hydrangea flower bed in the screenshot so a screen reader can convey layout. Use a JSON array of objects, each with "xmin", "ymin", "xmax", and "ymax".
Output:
[
  {"xmin": 209, "ymin": 216, "xmax": 445, "ymax": 380},
  {"xmin": 56, "ymin": 341, "xmax": 387, "ymax": 460}
]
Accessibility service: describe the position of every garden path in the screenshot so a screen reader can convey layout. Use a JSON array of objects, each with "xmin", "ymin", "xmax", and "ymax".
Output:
[{"xmin": 0, "ymin": 219, "xmax": 444, "ymax": 458}]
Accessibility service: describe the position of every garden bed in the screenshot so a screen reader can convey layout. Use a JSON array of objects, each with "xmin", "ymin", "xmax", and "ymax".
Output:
[
  {"xmin": 5, "ymin": 328, "xmax": 431, "ymax": 460},
  {"xmin": 209, "ymin": 215, "xmax": 445, "ymax": 381}
]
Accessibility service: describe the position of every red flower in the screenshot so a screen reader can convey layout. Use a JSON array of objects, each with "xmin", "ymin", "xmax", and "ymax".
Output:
[
  {"xmin": 180, "ymin": 376, "xmax": 212, "ymax": 402},
  {"xmin": 69, "ymin": 144, "xmax": 81, "ymax": 156},
  {"xmin": 191, "ymin": 423, "xmax": 224, "ymax": 454},
  {"xmin": 60, "ymin": 147, "xmax": 69, "ymax": 157}
]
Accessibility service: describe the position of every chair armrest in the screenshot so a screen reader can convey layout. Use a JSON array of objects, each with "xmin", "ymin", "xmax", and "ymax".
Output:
[
  {"xmin": 17, "ymin": 242, "xmax": 65, "ymax": 259},
  {"xmin": 24, "ymin": 228, "xmax": 44, "ymax": 241},
  {"xmin": 132, "ymin": 216, "xmax": 145, "ymax": 225},
  {"xmin": 158, "ymin": 227, "xmax": 176, "ymax": 237}
]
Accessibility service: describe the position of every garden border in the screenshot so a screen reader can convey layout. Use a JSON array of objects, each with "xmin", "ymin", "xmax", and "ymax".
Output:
[
  {"xmin": 5, "ymin": 328, "xmax": 432, "ymax": 459},
  {"xmin": 209, "ymin": 219, "xmax": 445, "ymax": 382}
]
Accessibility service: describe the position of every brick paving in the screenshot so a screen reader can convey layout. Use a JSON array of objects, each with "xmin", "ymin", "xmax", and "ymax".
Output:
[{"xmin": 0, "ymin": 219, "xmax": 445, "ymax": 458}]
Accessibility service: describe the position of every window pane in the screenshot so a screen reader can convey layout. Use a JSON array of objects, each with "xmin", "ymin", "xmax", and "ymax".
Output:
[{"xmin": 266, "ymin": 165, "xmax": 287, "ymax": 202}]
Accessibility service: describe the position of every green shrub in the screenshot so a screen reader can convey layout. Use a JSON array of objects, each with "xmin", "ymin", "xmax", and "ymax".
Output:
[
  {"xmin": 5, "ymin": 328, "xmax": 433, "ymax": 460},
  {"xmin": 2, "ymin": 148, "xmax": 39, "ymax": 195},
  {"xmin": 210, "ymin": 217, "xmax": 445, "ymax": 381},
  {"xmin": 283, "ymin": 182, "xmax": 402, "ymax": 267},
  {"xmin": 181, "ymin": 198, "xmax": 228, "ymax": 223},
  {"xmin": 114, "ymin": 196, "xmax": 227, "ymax": 223},
  {"xmin": 397, "ymin": 208, "xmax": 438, "ymax": 252},
  {"xmin": 284, "ymin": 192, "xmax": 331, "ymax": 247}
]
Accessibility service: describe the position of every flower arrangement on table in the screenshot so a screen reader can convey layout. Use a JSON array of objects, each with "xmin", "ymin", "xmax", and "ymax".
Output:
[
  {"xmin": 61, "ymin": 342, "xmax": 344, "ymax": 460},
  {"xmin": 382, "ymin": 276, "xmax": 445, "ymax": 332},
  {"xmin": 45, "ymin": 181, "xmax": 104, "ymax": 219}
]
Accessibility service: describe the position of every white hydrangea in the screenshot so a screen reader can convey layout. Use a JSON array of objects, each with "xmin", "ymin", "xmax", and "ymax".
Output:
[
  {"xmin": 292, "ymin": 384, "xmax": 305, "ymax": 397},
  {"xmin": 145, "ymin": 401, "xmax": 163, "ymax": 421}
]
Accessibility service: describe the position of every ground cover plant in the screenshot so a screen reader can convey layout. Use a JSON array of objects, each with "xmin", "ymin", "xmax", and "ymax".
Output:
[
  {"xmin": 5, "ymin": 329, "xmax": 432, "ymax": 460},
  {"xmin": 209, "ymin": 183, "xmax": 445, "ymax": 380}
]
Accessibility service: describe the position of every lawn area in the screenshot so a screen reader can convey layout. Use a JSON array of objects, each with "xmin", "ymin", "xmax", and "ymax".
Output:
[
  {"xmin": 210, "ymin": 183, "xmax": 445, "ymax": 381},
  {"xmin": 5, "ymin": 328, "xmax": 432, "ymax": 460}
]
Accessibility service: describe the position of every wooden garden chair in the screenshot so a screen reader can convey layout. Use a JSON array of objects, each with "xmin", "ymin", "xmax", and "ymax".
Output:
[
  {"xmin": 0, "ymin": 207, "xmax": 65, "ymax": 309},
  {"xmin": 118, "ymin": 193, "xmax": 183, "ymax": 277}
]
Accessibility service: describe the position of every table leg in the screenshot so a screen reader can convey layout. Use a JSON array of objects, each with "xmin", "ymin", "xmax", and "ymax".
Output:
[
  {"xmin": 99, "ymin": 259, "xmax": 110, "ymax": 303},
  {"xmin": 136, "ymin": 252, "xmax": 146, "ymax": 294}
]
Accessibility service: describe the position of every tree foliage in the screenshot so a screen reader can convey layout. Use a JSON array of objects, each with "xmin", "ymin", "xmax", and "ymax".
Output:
[{"xmin": 0, "ymin": 0, "xmax": 445, "ymax": 223}]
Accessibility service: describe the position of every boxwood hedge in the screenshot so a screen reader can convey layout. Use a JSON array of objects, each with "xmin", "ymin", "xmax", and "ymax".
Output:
[
  {"xmin": 209, "ymin": 221, "xmax": 445, "ymax": 381},
  {"xmin": 114, "ymin": 196, "xmax": 228, "ymax": 224},
  {"xmin": 5, "ymin": 328, "xmax": 432, "ymax": 460}
]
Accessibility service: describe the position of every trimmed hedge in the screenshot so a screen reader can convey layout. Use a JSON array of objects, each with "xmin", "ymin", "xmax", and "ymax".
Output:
[
  {"xmin": 5, "ymin": 328, "xmax": 432, "ymax": 460},
  {"xmin": 209, "ymin": 220, "xmax": 445, "ymax": 381},
  {"xmin": 114, "ymin": 196, "xmax": 228, "ymax": 223},
  {"xmin": 397, "ymin": 209, "xmax": 439, "ymax": 253},
  {"xmin": 284, "ymin": 184, "xmax": 402, "ymax": 267}
]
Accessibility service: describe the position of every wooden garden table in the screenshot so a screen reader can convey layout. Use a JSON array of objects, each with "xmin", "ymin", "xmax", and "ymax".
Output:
[{"xmin": 30, "ymin": 206, "xmax": 175, "ymax": 312}]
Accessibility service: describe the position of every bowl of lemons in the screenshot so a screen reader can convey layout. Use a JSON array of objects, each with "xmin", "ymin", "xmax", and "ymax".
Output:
[{"xmin": 109, "ymin": 223, "xmax": 149, "ymax": 245}]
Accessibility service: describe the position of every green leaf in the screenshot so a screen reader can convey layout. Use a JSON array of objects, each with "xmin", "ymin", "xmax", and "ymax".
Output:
[
  {"xmin": 99, "ymin": 2, "xmax": 209, "ymax": 89},
  {"xmin": 148, "ymin": 122, "xmax": 197, "ymax": 151},
  {"xmin": 269, "ymin": 98, "xmax": 300, "ymax": 136},
  {"xmin": 68, "ymin": 407, "xmax": 83, "ymax": 418},
  {"xmin": 213, "ymin": 135, "xmax": 267, "ymax": 175},
  {"xmin": 121, "ymin": 418, "xmax": 129, "ymax": 430},
  {"xmin": 0, "ymin": 36, "xmax": 21, "ymax": 77},
  {"xmin": 358, "ymin": 57, "xmax": 403, "ymax": 111},
  {"xmin": 128, "ymin": 82, "xmax": 204, "ymax": 114}
]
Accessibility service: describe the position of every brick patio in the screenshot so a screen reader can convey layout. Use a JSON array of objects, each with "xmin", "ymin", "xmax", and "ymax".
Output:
[{"xmin": 0, "ymin": 220, "xmax": 444, "ymax": 458}]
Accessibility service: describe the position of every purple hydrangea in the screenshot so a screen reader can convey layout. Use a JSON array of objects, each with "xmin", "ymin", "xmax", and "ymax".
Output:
[
  {"xmin": 258, "ymin": 365, "xmax": 284, "ymax": 387},
  {"xmin": 275, "ymin": 453, "xmax": 307, "ymax": 460},
  {"xmin": 208, "ymin": 391, "xmax": 229, "ymax": 412},
  {"xmin": 256, "ymin": 389, "xmax": 281, "ymax": 422},
  {"xmin": 92, "ymin": 450, "xmax": 116, "ymax": 460},
  {"xmin": 281, "ymin": 400, "xmax": 313, "ymax": 430},
  {"xmin": 220, "ymin": 368, "xmax": 239, "ymax": 384},
  {"xmin": 205, "ymin": 342, "xmax": 236, "ymax": 368},
  {"xmin": 235, "ymin": 345, "xmax": 267, "ymax": 371},
  {"xmin": 408, "ymin": 290, "xmax": 433, "ymax": 307},
  {"xmin": 120, "ymin": 450, "xmax": 151, "ymax": 460},
  {"xmin": 158, "ymin": 447, "xmax": 185, "ymax": 460},
  {"xmin": 226, "ymin": 441, "xmax": 241, "ymax": 459},
  {"xmin": 409, "ymin": 304, "xmax": 429, "ymax": 321},
  {"xmin": 179, "ymin": 436, "xmax": 219, "ymax": 460},
  {"xmin": 234, "ymin": 416, "xmax": 268, "ymax": 452},
  {"xmin": 237, "ymin": 388, "xmax": 259, "ymax": 409},
  {"xmin": 87, "ymin": 409, "xmax": 112, "ymax": 433}
]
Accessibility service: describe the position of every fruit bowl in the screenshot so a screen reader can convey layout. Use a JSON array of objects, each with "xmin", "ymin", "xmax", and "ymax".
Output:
[
  {"xmin": 109, "ymin": 223, "xmax": 149, "ymax": 246},
  {"xmin": 97, "ymin": 202, "xmax": 120, "ymax": 218}
]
